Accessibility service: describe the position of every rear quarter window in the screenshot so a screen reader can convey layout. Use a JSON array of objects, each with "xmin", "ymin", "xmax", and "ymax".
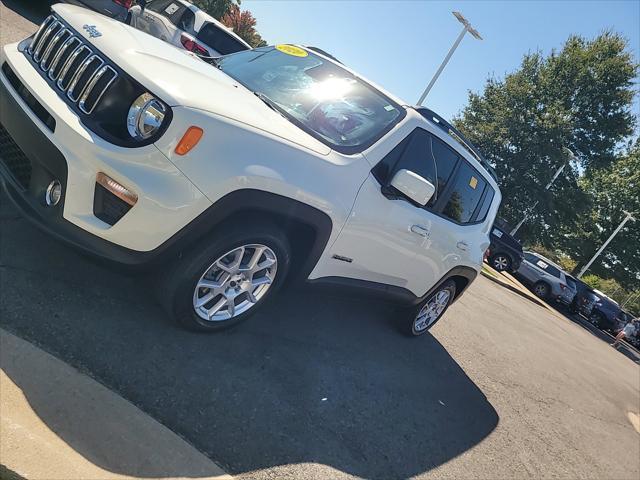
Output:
[
  {"xmin": 440, "ymin": 161, "xmax": 488, "ymax": 224},
  {"xmin": 197, "ymin": 23, "xmax": 248, "ymax": 54}
]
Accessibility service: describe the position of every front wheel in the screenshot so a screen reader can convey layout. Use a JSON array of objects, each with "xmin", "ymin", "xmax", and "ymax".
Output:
[
  {"xmin": 402, "ymin": 280, "xmax": 457, "ymax": 336},
  {"xmin": 160, "ymin": 223, "xmax": 291, "ymax": 332}
]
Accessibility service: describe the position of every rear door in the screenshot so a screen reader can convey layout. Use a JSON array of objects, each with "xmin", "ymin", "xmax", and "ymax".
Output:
[{"xmin": 327, "ymin": 124, "xmax": 494, "ymax": 298}]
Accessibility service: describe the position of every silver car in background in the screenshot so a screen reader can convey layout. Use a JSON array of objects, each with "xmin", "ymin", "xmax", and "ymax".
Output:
[{"xmin": 517, "ymin": 251, "xmax": 577, "ymax": 303}]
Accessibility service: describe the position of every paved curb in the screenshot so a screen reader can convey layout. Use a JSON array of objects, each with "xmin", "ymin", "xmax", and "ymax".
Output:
[
  {"xmin": 480, "ymin": 269, "xmax": 550, "ymax": 310},
  {"xmin": 1, "ymin": 329, "xmax": 233, "ymax": 480}
]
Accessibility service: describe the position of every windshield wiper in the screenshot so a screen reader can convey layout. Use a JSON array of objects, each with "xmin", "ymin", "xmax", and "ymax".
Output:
[{"xmin": 253, "ymin": 92, "xmax": 287, "ymax": 118}]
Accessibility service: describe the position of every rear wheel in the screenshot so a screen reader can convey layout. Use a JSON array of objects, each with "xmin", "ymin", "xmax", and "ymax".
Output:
[
  {"xmin": 401, "ymin": 280, "xmax": 457, "ymax": 337},
  {"xmin": 533, "ymin": 281, "xmax": 550, "ymax": 299},
  {"xmin": 490, "ymin": 253, "xmax": 512, "ymax": 272},
  {"xmin": 159, "ymin": 223, "xmax": 291, "ymax": 332}
]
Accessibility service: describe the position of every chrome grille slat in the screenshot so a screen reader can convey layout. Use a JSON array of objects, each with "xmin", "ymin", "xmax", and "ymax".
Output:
[
  {"xmin": 33, "ymin": 20, "xmax": 62, "ymax": 62},
  {"xmin": 68, "ymin": 55, "xmax": 103, "ymax": 102},
  {"xmin": 79, "ymin": 65, "xmax": 117, "ymax": 114},
  {"xmin": 56, "ymin": 45, "xmax": 91, "ymax": 90},
  {"xmin": 28, "ymin": 15, "xmax": 55, "ymax": 55},
  {"xmin": 48, "ymin": 36, "xmax": 80, "ymax": 80},
  {"xmin": 27, "ymin": 15, "xmax": 118, "ymax": 115},
  {"xmin": 40, "ymin": 28, "xmax": 70, "ymax": 70}
]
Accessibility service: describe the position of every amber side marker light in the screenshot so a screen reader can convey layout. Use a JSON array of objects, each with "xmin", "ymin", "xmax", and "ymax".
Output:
[
  {"xmin": 96, "ymin": 172, "xmax": 138, "ymax": 206},
  {"xmin": 175, "ymin": 126, "xmax": 204, "ymax": 155}
]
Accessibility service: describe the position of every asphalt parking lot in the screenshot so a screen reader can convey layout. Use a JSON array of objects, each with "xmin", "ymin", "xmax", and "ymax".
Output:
[{"xmin": 1, "ymin": 2, "xmax": 639, "ymax": 479}]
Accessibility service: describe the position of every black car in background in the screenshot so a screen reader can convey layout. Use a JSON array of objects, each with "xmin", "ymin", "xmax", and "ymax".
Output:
[
  {"xmin": 486, "ymin": 221, "xmax": 524, "ymax": 273},
  {"xmin": 569, "ymin": 278, "xmax": 600, "ymax": 317},
  {"xmin": 56, "ymin": 0, "xmax": 132, "ymax": 21},
  {"xmin": 588, "ymin": 292, "xmax": 625, "ymax": 333}
]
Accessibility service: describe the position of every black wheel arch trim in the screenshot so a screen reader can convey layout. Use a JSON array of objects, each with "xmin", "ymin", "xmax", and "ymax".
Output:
[{"xmin": 1, "ymin": 181, "xmax": 333, "ymax": 274}]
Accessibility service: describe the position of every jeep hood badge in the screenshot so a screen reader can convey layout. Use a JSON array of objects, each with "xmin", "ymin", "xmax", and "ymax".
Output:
[{"xmin": 83, "ymin": 24, "xmax": 102, "ymax": 38}]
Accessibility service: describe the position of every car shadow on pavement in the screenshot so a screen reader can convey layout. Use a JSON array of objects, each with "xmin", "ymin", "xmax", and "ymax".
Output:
[{"xmin": 0, "ymin": 193, "xmax": 499, "ymax": 480}]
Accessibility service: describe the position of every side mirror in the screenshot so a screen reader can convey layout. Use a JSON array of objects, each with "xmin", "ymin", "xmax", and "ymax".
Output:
[
  {"xmin": 137, "ymin": 0, "xmax": 147, "ymax": 11},
  {"xmin": 389, "ymin": 169, "xmax": 435, "ymax": 206}
]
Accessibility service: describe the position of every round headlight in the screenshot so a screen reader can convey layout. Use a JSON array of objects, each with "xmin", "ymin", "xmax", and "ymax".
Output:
[{"xmin": 127, "ymin": 93, "xmax": 167, "ymax": 140}]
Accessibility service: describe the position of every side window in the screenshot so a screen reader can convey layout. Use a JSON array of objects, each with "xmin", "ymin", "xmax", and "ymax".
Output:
[
  {"xmin": 176, "ymin": 8, "xmax": 195, "ymax": 32},
  {"xmin": 473, "ymin": 185, "xmax": 495, "ymax": 222},
  {"xmin": 430, "ymin": 136, "xmax": 457, "ymax": 198},
  {"xmin": 525, "ymin": 253, "xmax": 538, "ymax": 263},
  {"xmin": 371, "ymin": 128, "xmax": 436, "ymax": 196},
  {"xmin": 397, "ymin": 129, "xmax": 437, "ymax": 187},
  {"xmin": 147, "ymin": 0, "xmax": 175, "ymax": 13},
  {"xmin": 440, "ymin": 160, "xmax": 487, "ymax": 224}
]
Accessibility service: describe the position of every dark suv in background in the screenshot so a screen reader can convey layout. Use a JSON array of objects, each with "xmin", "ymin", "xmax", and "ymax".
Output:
[
  {"xmin": 588, "ymin": 291, "xmax": 625, "ymax": 333},
  {"xmin": 569, "ymin": 278, "xmax": 600, "ymax": 317},
  {"xmin": 486, "ymin": 220, "xmax": 524, "ymax": 273}
]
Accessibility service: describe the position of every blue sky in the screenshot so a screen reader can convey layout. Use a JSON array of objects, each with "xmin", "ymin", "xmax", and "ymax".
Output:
[{"xmin": 244, "ymin": 0, "xmax": 640, "ymax": 124}]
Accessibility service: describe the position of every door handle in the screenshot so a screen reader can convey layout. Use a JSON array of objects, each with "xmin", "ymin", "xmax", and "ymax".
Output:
[
  {"xmin": 410, "ymin": 225, "xmax": 430, "ymax": 237},
  {"xmin": 456, "ymin": 241, "xmax": 469, "ymax": 251}
]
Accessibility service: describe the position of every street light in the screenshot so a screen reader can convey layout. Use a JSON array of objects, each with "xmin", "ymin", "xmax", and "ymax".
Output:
[
  {"xmin": 417, "ymin": 11, "xmax": 482, "ymax": 105},
  {"xmin": 510, "ymin": 148, "xmax": 576, "ymax": 236},
  {"xmin": 577, "ymin": 211, "xmax": 636, "ymax": 279}
]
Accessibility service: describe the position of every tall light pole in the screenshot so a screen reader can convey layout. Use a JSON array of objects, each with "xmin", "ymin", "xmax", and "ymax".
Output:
[
  {"xmin": 577, "ymin": 211, "xmax": 636, "ymax": 279},
  {"xmin": 510, "ymin": 148, "xmax": 575, "ymax": 236},
  {"xmin": 417, "ymin": 11, "xmax": 482, "ymax": 105}
]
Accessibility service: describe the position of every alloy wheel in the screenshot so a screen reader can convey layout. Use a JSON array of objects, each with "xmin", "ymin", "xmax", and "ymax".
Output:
[
  {"xmin": 492, "ymin": 255, "xmax": 509, "ymax": 271},
  {"xmin": 533, "ymin": 284, "xmax": 548, "ymax": 298},
  {"xmin": 413, "ymin": 289, "xmax": 451, "ymax": 333},
  {"xmin": 192, "ymin": 244, "xmax": 277, "ymax": 321}
]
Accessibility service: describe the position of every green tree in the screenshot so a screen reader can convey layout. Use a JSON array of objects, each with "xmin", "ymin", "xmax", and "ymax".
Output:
[
  {"xmin": 573, "ymin": 141, "xmax": 640, "ymax": 288},
  {"xmin": 191, "ymin": 0, "xmax": 239, "ymax": 20},
  {"xmin": 454, "ymin": 32, "xmax": 637, "ymax": 250},
  {"xmin": 220, "ymin": 4, "xmax": 267, "ymax": 47}
]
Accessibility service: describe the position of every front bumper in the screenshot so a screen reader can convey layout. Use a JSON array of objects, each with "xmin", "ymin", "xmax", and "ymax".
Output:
[{"xmin": 0, "ymin": 42, "xmax": 210, "ymax": 266}]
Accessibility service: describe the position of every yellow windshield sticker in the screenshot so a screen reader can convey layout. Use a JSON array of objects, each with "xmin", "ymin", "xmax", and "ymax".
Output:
[
  {"xmin": 469, "ymin": 176, "xmax": 478, "ymax": 189},
  {"xmin": 275, "ymin": 44, "xmax": 308, "ymax": 57}
]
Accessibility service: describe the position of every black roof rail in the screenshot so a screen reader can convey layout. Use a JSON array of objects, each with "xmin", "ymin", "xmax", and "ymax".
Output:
[
  {"xmin": 304, "ymin": 46, "xmax": 342, "ymax": 64},
  {"xmin": 415, "ymin": 107, "xmax": 498, "ymax": 183}
]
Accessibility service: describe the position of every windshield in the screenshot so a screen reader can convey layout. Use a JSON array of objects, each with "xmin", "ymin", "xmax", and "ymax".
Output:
[{"xmin": 217, "ymin": 46, "xmax": 405, "ymax": 153}]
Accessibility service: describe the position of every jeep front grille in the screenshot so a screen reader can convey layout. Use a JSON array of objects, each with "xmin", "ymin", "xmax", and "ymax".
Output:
[{"xmin": 27, "ymin": 15, "xmax": 117, "ymax": 114}]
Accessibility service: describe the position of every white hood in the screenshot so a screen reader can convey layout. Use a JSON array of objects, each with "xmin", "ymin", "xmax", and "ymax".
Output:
[{"xmin": 53, "ymin": 4, "xmax": 331, "ymax": 155}]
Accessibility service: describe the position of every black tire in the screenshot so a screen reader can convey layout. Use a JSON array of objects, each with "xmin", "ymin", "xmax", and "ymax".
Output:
[
  {"xmin": 400, "ymin": 280, "xmax": 457, "ymax": 337},
  {"xmin": 490, "ymin": 253, "xmax": 512, "ymax": 272},
  {"xmin": 159, "ymin": 221, "xmax": 291, "ymax": 332},
  {"xmin": 532, "ymin": 281, "xmax": 550, "ymax": 299}
]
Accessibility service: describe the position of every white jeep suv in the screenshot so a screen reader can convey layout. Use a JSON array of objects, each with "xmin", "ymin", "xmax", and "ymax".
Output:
[{"xmin": 0, "ymin": 5, "xmax": 501, "ymax": 335}]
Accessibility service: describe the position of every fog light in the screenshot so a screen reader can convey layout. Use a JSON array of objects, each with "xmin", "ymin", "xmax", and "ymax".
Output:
[
  {"xmin": 45, "ymin": 179, "xmax": 62, "ymax": 206},
  {"xmin": 96, "ymin": 172, "xmax": 137, "ymax": 206}
]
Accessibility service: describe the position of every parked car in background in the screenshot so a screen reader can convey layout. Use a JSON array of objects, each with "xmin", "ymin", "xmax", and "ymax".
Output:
[
  {"xmin": 58, "ymin": 0, "xmax": 132, "ymax": 21},
  {"xmin": 128, "ymin": 0, "xmax": 250, "ymax": 56},
  {"xmin": 516, "ymin": 251, "xmax": 576, "ymax": 304},
  {"xmin": 588, "ymin": 290, "xmax": 624, "ymax": 333},
  {"xmin": 569, "ymin": 278, "xmax": 600, "ymax": 317},
  {"xmin": 485, "ymin": 222, "xmax": 524, "ymax": 273}
]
